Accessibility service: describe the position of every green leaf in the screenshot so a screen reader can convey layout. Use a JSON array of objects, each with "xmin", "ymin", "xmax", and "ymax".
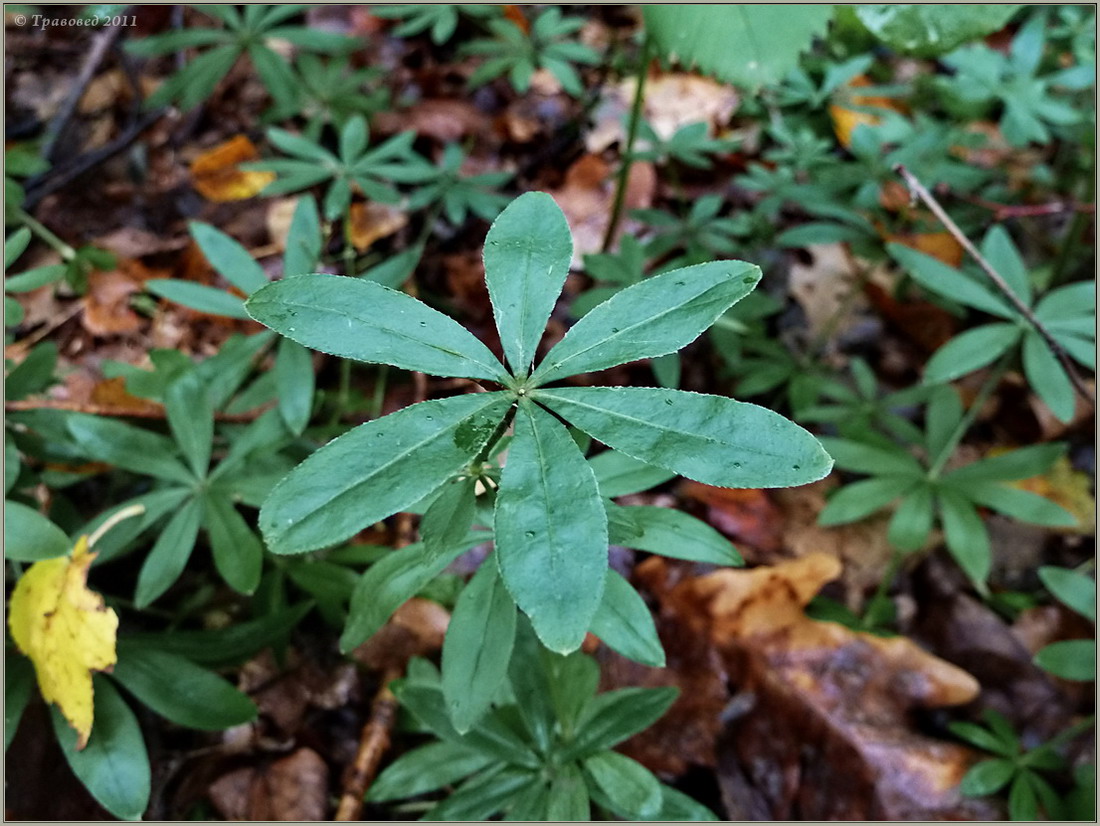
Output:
[
  {"xmin": 1038, "ymin": 566, "xmax": 1096, "ymax": 621},
  {"xmin": 422, "ymin": 767, "xmax": 538, "ymax": 821},
  {"xmin": 819, "ymin": 476, "xmax": 917, "ymax": 525},
  {"xmin": 887, "ymin": 243, "xmax": 1014, "ymax": 318},
  {"xmin": 590, "ymin": 570, "xmax": 665, "ymax": 667},
  {"xmin": 562, "ymin": 686, "xmax": 678, "ymax": 761},
  {"xmin": 948, "ymin": 720, "xmax": 1017, "ymax": 756},
  {"xmin": 506, "ymin": 618, "xmax": 556, "ymax": 752},
  {"xmin": 483, "ymin": 191, "xmax": 573, "ymax": 376},
  {"xmin": 4, "ymin": 227, "xmax": 31, "ymax": 269},
  {"xmin": 146, "ymin": 279, "xmax": 250, "ymax": 319},
  {"xmin": 1022, "ymin": 332, "xmax": 1075, "ymax": 423},
  {"xmin": 583, "ymin": 751, "xmax": 662, "ymax": 819},
  {"xmin": 124, "ymin": 603, "xmax": 312, "ymax": 667},
  {"xmin": 925, "ymin": 385, "xmax": 963, "ymax": 460},
  {"xmin": 5, "ymin": 434, "xmax": 19, "ymax": 495},
  {"xmin": 653, "ymin": 784, "xmax": 720, "ymax": 820},
  {"xmin": 246, "ymin": 273, "xmax": 508, "ymax": 381},
  {"xmin": 945, "ymin": 443, "xmax": 1064, "ymax": 483},
  {"xmin": 855, "ymin": 5, "xmax": 1021, "ymax": 56},
  {"xmin": 274, "ymin": 340, "xmax": 314, "ymax": 434},
  {"xmin": 1008, "ymin": 772, "xmax": 1040, "ymax": 821},
  {"xmin": 1034, "ymin": 640, "xmax": 1096, "ymax": 681},
  {"xmin": 938, "ymin": 489, "xmax": 990, "ymax": 586},
  {"xmin": 5, "ymin": 340, "xmax": 58, "ymax": 401},
  {"xmin": 5, "ymin": 653, "xmax": 33, "ymax": 750},
  {"xmin": 66, "ymin": 413, "xmax": 193, "ymax": 485},
  {"xmin": 190, "ymin": 222, "xmax": 268, "ymax": 294},
  {"xmin": 420, "ymin": 477, "xmax": 478, "ymax": 561},
  {"xmin": 547, "ymin": 764, "xmax": 591, "ymax": 820},
  {"xmin": 503, "ymin": 773, "xmax": 551, "ymax": 820},
  {"xmin": 532, "ymin": 261, "xmax": 760, "ymax": 385},
  {"xmin": 112, "ymin": 643, "xmax": 257, "ymax": 730},
  {"xmin": 818, "ymin": 436, "xmax": 924, "ymax": 476},
  {"xmin": 283, "ymin": 196, "xmax": 322, "ymax": 277},
  {"xmin": 367, "ymin": 740, "xmax": 497, "ymax": 801},
  {"xmin": 535, "ymin": 387, "xmax": 833, "ymax": 489},
  {"xmin": 959, "ymin": 758, "xmax": 1017, "ymax": 797},
  {"xmin": 495, "ymin": 401, "xmax": 608, "ymax": 653},
  {"xmin": 980, "ymin": 225, "xmax": 1031, "ymax": 306},
  {"xmin": 4, "ymin": 501, "xmax": 70, "ymax": 561},
  {"xmin": 340, "ymin": 536, "xmax": 484, "ymax": 652},
  {"xmin": 924, "ymin": 324, "xmax": 1021, "ymax": 384},
  {"xmin": 442, "ymin": 557, "xmax": 517, "ymax": 733},
  {"xmin": 203, "ymin": 494, "xmax": 263, "ymax": 595},
  {"xmin": 644, "ymin": 5, "xmax": 834, "ymax": 89},
  {"xmin": 52, "ymin": 676, "xmax": 149, "ymax": 821},
  {"xmin": 164, "ymin": 371, "xmax": 213, "ymax": 479},
  {"xmin": 610, "ymin": 504, "xmax": 742, "ymax": 566},
  {"xmin": 260, "ymin": 393, "xmax": 511, "ymax": 554},
  {"xmin": 887, "ymin": 485, "xmax": 935, "ymax": 551},
  {"xmin": 134, "ymin": 497, "xmax": 204, "ymax": 608},
  {"xmin": 360, "ymin": 244, "xmax": 423, "ymax": 289},
  {"xmin": 588, "ymin": 449, "xmax": 678, "ymax": 498},
  {"xmin": 962, "ymin": 482, "xmax": 1077, "ymax": 528}
]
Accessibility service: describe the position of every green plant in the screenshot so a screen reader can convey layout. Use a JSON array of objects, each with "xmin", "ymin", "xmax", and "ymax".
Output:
[
  {"xmin": 367, "ymin": 628, "xmax": 716, "ymax": 820},
  {"xmin": 243, "ymin": 192, "xmax": 830, "ymax": 725},
  {"xmin": 630, "ymin": 119, "xmax": 737, "ymax": 169},
  {"xmin": 126, "ymin": 4, "xmax": 357, "ymax": 111},
  {"xmin": 938, "ymin": 11, "xmax": 1094, "ymax": 147},
  {"xmin": 372, "ymin": 4, "xmax": 502, "ymax": 45},
  {"xmin": 819, "ymin": 385, "xmax": 1075, "ymax": 588},
  {"xmin": 951, "ymin": 709, "xmax": 1095, "ymax": 820},
  {"xmin": 1034, "ymin": 565, "xmax": 1096, "ymax": 681},
  {"xmin": 406, "ymin": 143, "xmax": 513, "ymax": 226},
  {"xmin": 633, "ymin": 195, "xmax": 749, "ymax": 270},
  {"xmin": 460, "ymin": 7, "xmax": 599, "ymax": 97},
  {"xmin": 146, "ymin": 200, "xmax": 320, "ymax": 434},
  {"xmin": 889, "ymin": 227, "xmax": 1096, "ymax": 423},
  {"xmin": 267, "ymin": 55, "xmax": 390, "ymax": 140},
  {"xmin": 246, "ymin": 116, "xmax": 435, "ymax": 220}
]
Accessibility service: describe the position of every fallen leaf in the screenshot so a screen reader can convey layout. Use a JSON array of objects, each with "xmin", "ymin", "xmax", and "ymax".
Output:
[
  {"xmin": 347, "ymin": 203, "xmax": 408, "ymax": 253},
  {"xmin": 82, "ymin": 259, "xmax": 164, "ymax": 337},
  {"xmin": 633, "ymin": 554, "xmax": 992, "ymax": 819},
  {"xmin": 864, "ymin": 280, "xmax": 957, "ymax": 354},
  {"xmin": 352, "ymin": 598, "xmax": 451, "ymax": 673},
  {"xmin": 208, "ymin": 748, "xmax": 329, "ymax": 820},
  {"xmin": 8, "ymin": 536, "xmax": 119, "ymax": 749},
  {"xmin": 883, "ymin": 230, "xmax": 964, "ymax": 267},
  {"xmin": 549, "ymin": 153, "xmax": 655, "ymax": 265},
  {"xmin": 374, "ymin": 99, "xmax": 490, "ymax": 144},
  {"xmin": 190, "ymin": 135, "xmax": 275, "ymax": 202},
  {"xmin": 679, "ymin": 483, "xmax": 785, "ymax": 558},
  {"xmin": 829, "ymin": 75, "xmax": 906, "ymax": 149},
  {"xmin": 637, "ymin": 73, "xmax": 740, "ymax": 142},
  {"xmin": 1008, "ymin": 453, "xmax": 1096, "ymax": 534},
  {"xmin": 238, "ymin": 649, "xmax": 360, "ymax": 735},
  {"xmin": 788, "ymin": 243, "xmax": 867, "ymax": 342}
]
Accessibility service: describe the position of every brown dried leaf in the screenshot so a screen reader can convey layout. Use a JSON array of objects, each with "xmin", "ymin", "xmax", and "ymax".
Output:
[
  {"xmin": 352, "ymin": 598, "xmax": 451, "ymax": 673},
  {"xmin": 81, "ymin": 259, "xmax": 163, "ymax": 337},
  {"xmin": 679, "ymin": 483, "xmax": 785, "ymax": 558},
  {"xmin": 788, "ymin": 243, "xmax": 866, "ymax": 342},
  {"xmin": 347, "ymin": 202, "xmax": 408, "ymax": 253},
  {"xmin": 376, "ymin": 100, "xmax": 490, "ymax": 144},
  {"xmin": 190, "ymin": 135, "xmax": 275, "ymax": 202},
  {"xmin": 208, "ymin": 748, "xmax": 329, "ymax": 821}
]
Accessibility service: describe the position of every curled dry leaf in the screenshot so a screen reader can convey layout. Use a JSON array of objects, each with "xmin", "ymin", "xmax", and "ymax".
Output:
[
  {"xmin": 190, "ymin": 135, "xmax": 276, "ymax": 202},
  {"xmin": 8, "ymin": 537, "xmax": 119, "ymax": 749},
  {"xmin": 632, "ymin": 554, "xmax": 990, "ymax": 819}
]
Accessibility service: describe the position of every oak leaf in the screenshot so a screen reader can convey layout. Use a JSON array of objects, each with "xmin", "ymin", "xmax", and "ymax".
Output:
[{"xmin": 8, "ymin": 536, "xmax": 119, "ymax": 749}]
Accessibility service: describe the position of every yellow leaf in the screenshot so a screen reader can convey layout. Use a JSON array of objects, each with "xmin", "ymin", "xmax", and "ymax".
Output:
[
  {"xmin": 8, "ymin": 536, "xmax": 118, "ymax": 749},
  {"xmin": 1010, "ymin": 455, "xmax": 1096, "ymax": 534},
  {"xmin": 190, "ymin": 135, "xmax": 275, "ymax": 202},
  {"xmin": 829, "ymin": 75, "xmax": 906, "ymax": 149}
]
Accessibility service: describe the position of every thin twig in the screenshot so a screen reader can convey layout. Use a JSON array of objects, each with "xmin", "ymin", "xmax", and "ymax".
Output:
[
  {"xmin": 334, "ymin": 668, "xmax": 401, "ymax": 821},
  {"xmin": 41, "ymin": 22, "xmax": 125, "ymax": 163},
  {"xmin": 957, "ymin": 194, "xmax": 1094, "ymax": 222},
  {"xmin": 895, "ymin": 164, "xmax": 1094, "ymax": 405}
]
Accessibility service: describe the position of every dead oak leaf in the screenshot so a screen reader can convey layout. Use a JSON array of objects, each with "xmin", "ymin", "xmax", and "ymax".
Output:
[{"xmin": 8, "ymin": 536, "xmax": 119, "ymax": 749}]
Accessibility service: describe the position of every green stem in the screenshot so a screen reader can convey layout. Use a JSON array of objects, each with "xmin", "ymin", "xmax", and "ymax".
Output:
[
  {"xmin": 17, "ymin": 209, "xmax": 75, "ymax": 260},
  {"xmin": 601, "ymin": 36, "xmax": 651, "ymax": 253},
  {"xmin": 368, "ymin": 364, "xmax": 388, "ymax": 420},
  {"xmin": 862, "ymin": 547, "xmax": 902, "ymax": 631},
  {"xmin": 927, "ymin": 357, "xmax": 1010, "ymax": 480}
]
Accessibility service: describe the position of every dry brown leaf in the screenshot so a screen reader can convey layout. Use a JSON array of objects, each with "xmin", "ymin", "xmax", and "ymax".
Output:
[
  {"xmin": 264, "ymin": 198, "xmax": 302, "ymax": 255},
  {"xmin": 549, "ymin": 154, "xmax": 655, "ymax": 265},
  {"xmin": 632, "ymin": 554, "xmax": 990, "ymax": 819},
  {"xmin": 829, "ymin": 75, "xmax": 906, "ymax": 149},
  {"xmin": 352, "ymin": 598, "xmax": 451, "ymax": 673},
  {"xmin": 884, "ymin": 230, "xmax": 964, "ymax": 267},
  {"xmin": 238, "ymin": 649, "xmax": 359, "ymax": 735},
  {"xmin": 864, "ymin": 280, "xmax": 957, "ymax": 354},
  {"xmin": 636, "ymin": 73, "xmax": 739, "ymax": 141},
  {"xmin": 208, "ymin": 748, "xmax": 329, "ymax": 821},
  {"xmin": 190, "ymin": 135, "xmax": 275, "ymax": 202},
  {"xmin": 788, "ymin": 243, "xmax": 866, "ymax": 342},
  {"xmin": 374, "ymin": 99, "xmax": 490, "ymax": 144},
  {"xmin": 347, "ymin": 202, "xmax": 408, "ymax": 253},
  {"xmin": 1008, "ymin": 453, "xmax": 1096, "ymax": 534},
  {"xmin": 81, "ymin": 259, "xmax": 164, "ymax": 337},
  {"xmin": 679, "ymin": 483, "xmax": 785, "ymax": 558}
]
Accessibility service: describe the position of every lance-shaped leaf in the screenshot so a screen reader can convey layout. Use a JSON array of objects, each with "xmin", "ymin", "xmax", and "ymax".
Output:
[
  {"xmin": 442, "ymin": 556, "xmax": 517, "ymax": 733},
  {"xmin": 246, "ymin": 274, "xmax": 508, "ymax": 382},
  {"xmin": 590, "ymin": 570, "xmax": 665, "ymax": 667},
  {"xmin": 483, "ymin": 191, "xmax": 573, "ymax": 376},
  {"xmin": 535, "ymin": 387, "xmax": 833, "ymax": 489},
  {"xmin": 531, "ymin": 261, "xmax": 761, "ymax": 385},
  {"xmin": 261, "ymin": 393, "xmax": 511, "ymax": 554},
  {"xmin": 495, "ymin": 400, "xmax": 607, "ymax": 653}
]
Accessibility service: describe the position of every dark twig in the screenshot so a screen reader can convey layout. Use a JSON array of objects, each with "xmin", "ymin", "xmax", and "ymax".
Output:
[
  {"xmin": 895, "ymin": 164, "xmax": 1094, "ymax": 404},
  {"xmin": 956, "ymin": 192, "xmax": 1095, "ymax": 222},
  {"xmin": 40, "ymin": 22, "xmax": 125, "ymax": 163},
  {"xmin": 24, "ymin": 108, "xmax": 165, "ymax": 209}
]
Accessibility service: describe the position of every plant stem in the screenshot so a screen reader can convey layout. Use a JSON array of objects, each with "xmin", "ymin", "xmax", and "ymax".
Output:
[
  {"xmin": 601, "ymin": 36, "xmax": 651, "ymax": 253},
  {"xmin": 895, "ymin": 164, "xmax": 1093, "ymax": 405},
  {"xmin": 862, "ymin": 547, "xmax": 903, "ymax": 631},
  {"xmin": 927, "ymin": 357, "xmax": 1010, "ymax": 480},
  {"xmin": 17, "ymin": 209, "xmax": 75, "ymax": 260}
]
